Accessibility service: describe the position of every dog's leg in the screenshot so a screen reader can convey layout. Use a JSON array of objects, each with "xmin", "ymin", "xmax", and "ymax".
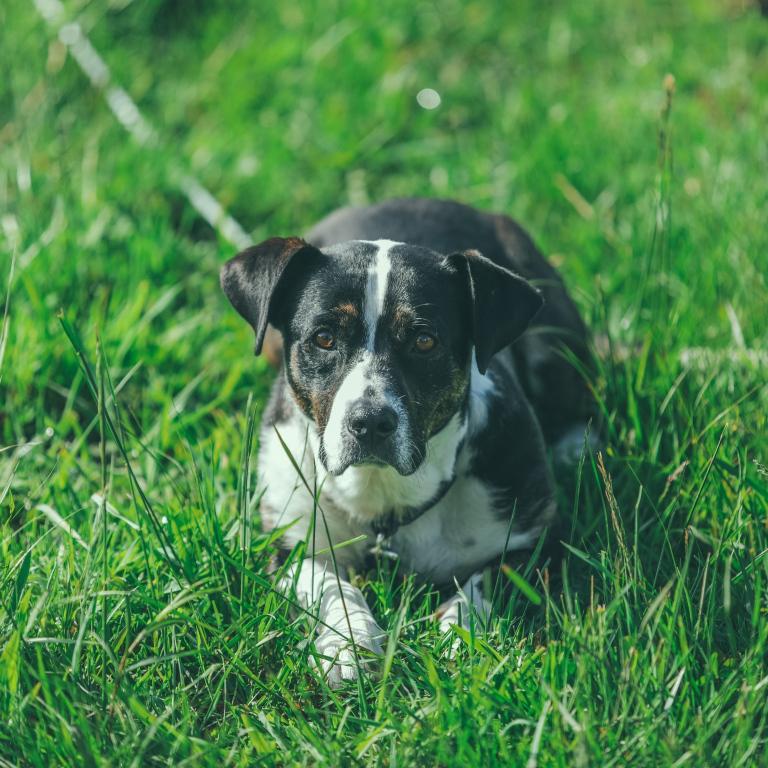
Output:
[
  {"xmin": 436, "ymin": 572, "xmax": 491, "ymax": 652},
  {"xmin": 281, "ymin": 558, "xmax": 384, "ymax": 686},
  {"xmin": 551, "ymin": 421, "xmax": 601, "ymax": 468}
]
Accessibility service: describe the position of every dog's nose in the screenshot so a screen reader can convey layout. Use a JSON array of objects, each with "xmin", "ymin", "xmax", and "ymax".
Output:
[{"xmin": 347, "ymin": 404, "xmax": 398, "ymax": 443}]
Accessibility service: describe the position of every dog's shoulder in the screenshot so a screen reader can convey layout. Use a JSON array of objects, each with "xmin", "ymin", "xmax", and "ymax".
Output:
[
  {"xmin": 387, "ymin": 354, "xmax": 557, "ymax": 585},
  {"xmin": 467, "ymin": 350, "xmax": 557, "ymax": 531}
]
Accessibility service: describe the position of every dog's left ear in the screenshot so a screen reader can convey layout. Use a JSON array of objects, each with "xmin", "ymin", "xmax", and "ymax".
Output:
[
  {"xmin": 220, "ymin": 236, "xmax": 321, "ymax": 354},
  {"xmin": 451, "ymin": 249, "xmax": 543, "ymax": 374}
]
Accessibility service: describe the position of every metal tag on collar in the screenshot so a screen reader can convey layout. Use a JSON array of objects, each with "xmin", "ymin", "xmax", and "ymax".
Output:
[{"xmin": 369, "ymin": 531, "xmax": 399, "ymax": 560}]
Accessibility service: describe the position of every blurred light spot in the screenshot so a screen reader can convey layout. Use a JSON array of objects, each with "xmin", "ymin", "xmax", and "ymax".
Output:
[
  {"xmin": 416, "ymin": 88, "xmax": 441, "ymax": 110},
  {"xmin": 346, "ymin": 169, "xmax": 369, "ymax": 206},
  {"xmin": 548, "ymin": 103, "xmax": 567, "ymax": 123},
  {"xmin": 429, "ymin": 166, "xmax": 448, "ymax": 191},
  {"xmin": 46, "ymin": 39, "xmax": 67, "ymax": 74},
  {"xmin": 1, "ymin": 215, "xmax": 20, "ymax": 249},
  {"xmin": 236, "ymin": 154, "xmax": 260, "ymax": 176},
  {"xmin": 684, "ymin": 177, "xmax": 701, "ymax": 196},
  {"xmin": 546, "ymin": 18, "xmax": 571, "ymax": 62},
  {"xmin": 628, "ymin": 46, "xmax": 650, "ymax": 67}
]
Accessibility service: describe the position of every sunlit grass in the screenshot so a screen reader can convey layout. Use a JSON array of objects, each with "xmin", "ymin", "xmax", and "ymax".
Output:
[{"xmin": 0, "ymin": 0, "xmax": 767, "ymax": 764}]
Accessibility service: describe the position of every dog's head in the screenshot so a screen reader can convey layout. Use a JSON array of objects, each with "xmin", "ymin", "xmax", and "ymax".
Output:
[{"xmin": 221, "ymin": 237, "xmax": 542, "ymax": 476}]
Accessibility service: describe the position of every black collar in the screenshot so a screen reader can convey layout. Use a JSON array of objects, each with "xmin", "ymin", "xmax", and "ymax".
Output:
[
  {"xmin": 368, "ymin": 410, "xmax": 468, "ymax": 555},
  {"xmin": 371, "ymin": 473, "xmax": 457, "ymax": 541}
]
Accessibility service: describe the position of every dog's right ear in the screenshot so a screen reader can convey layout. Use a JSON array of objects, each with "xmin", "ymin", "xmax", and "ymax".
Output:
[{"xmin": 220, "ymin": 236, "xmax": 320, "ymax": 354}]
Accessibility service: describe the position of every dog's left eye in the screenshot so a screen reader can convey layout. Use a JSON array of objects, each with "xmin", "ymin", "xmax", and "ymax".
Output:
[
  {"xmin": 413, "ymin": 332, "xmax": 437, "ymax": 353},
  {"xmin": 313, "ymin": 328, "xmax": 336, "ymax": 350}
]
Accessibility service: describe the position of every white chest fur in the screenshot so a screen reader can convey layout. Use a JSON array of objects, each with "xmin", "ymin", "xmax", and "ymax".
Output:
[
  {"xmin": 389, "ymin": 477, "xmax": 538, "ymax": 584},
  {"xmin": 257, "ymin": 359, "xmax": 540, "ymax": 586}
]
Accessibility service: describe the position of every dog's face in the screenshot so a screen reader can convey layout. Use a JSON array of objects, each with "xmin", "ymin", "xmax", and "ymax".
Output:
[
  {"xmin": 221, "ymin": 236, "xmax": 542, "ymax": 477},
  {"xmin": 278, "ymin": 240, "xmax": 472, "ymax": 475}
]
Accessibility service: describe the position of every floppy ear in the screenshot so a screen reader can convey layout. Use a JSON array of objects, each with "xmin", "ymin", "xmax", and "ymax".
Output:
[
  {"xmin": 452, "ymin": 249, "xmax": 544, "ymax": 374},
  {"xmin": 220, "ymin": 236, "xmax": 320, "ymax": 354}
]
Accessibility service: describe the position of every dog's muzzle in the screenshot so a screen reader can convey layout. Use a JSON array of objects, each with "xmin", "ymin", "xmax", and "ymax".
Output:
[
  {"xmin": 322, "ymin": 394, "xmax": 420, "ymax": 477},
  {"xmin": 343, "ymin": 397, "xmax": 403, "ymax": 468}
]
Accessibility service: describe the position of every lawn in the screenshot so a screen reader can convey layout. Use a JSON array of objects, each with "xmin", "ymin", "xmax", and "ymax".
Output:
[{"xmin": 1, "ymin": 0, "xmax": 767, "ymax": 764}]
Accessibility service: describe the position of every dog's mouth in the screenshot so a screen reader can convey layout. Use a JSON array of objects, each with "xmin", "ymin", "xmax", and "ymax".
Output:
[
  {"xmin": 321, "ymin": 439, "xmax": 423, "ymax": 477},
  {"xmin": 352, "ymin": 457, "xmax": 388, "ymax": 468}
]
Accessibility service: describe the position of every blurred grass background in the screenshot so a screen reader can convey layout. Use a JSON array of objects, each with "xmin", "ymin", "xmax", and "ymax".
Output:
[{"xmin": 1, "ymin": 0, "xmax": 767, "ymax": 765}]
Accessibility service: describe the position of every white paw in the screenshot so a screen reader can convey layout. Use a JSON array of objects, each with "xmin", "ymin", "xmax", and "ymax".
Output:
[
  {"xmin": 436, "ymin": 596, "xmax": 472, "ymax": 634},
  {"xmin": 552, "ymin": 422, "xmax": 601, "ymax": 467},
  {"xmin": 435, "ymin": 574, "xmax": 491, "ymax": 655},
  {"xmin": 312, "ymin": 631, "xmax": 383, "ymax": 687}
]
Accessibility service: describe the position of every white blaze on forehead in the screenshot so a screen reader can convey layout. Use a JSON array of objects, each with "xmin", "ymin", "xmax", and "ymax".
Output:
[
  {"xmin": 362, "ymin": 239, "xmax": 398, "ymax": 349},
  {"xmin": 323, "ymin": 357, "xmax": 370, "ymax": 468},
  {"xmin": 322, "ymin": 239, "xmax": 405, "ymax": 472}
]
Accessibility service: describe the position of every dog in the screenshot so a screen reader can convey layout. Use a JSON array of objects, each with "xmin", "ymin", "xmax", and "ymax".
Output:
[{"xmin": 221, "ymin": 197, "xmax": 592, "ymax": 685}]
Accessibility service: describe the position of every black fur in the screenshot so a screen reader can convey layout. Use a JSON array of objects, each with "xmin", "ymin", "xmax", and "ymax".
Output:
[
  {"xmin": 221, "ymin": 198, "xmax": 593, "ymax": 585},
  {"xmin": 307, "ymin": 198, "xmax": 593, "ymax": 441},
  {"xmin": 259, "ymin": 240, "xmax": 475, "ymax": 475},
  {"xmin": 220, "ymin": 237, "xmax": 321, "ymax": 354}
]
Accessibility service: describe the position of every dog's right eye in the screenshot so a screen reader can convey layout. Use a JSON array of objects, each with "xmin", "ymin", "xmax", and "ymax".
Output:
[
  {"xmin": 413, "ymin": 331, "xmax": 437, "ymax": 354},
  {"xmin": 313, "ymin": 328, "xmax": 336, "ymax": 350}
]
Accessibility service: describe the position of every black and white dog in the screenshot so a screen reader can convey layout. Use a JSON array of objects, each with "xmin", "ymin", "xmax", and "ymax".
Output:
[{"xmin": 221, "ymin": 198, "xmax": 592, "ymax": 685}]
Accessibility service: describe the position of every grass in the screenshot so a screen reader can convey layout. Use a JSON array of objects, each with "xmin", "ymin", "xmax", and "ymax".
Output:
[{"xmin": 1, "ymin": 0, "xmax": 767, "ymax": 764}]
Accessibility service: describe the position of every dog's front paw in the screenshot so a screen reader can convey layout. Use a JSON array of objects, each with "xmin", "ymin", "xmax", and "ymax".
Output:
[
  {"xmin": 313, "ymin": 632, "xmax": 383, "ymax": 687},
  {"xmin": 435, "ymin": 574, "xmax": 491, "ymax": 656}
]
